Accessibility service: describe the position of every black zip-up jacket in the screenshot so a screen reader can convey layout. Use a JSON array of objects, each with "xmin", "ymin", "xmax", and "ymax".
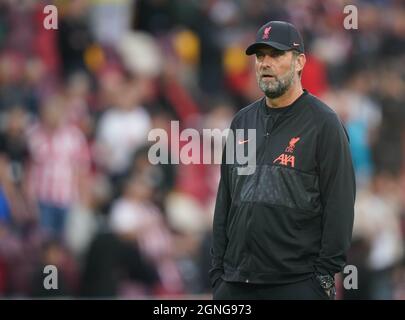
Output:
[{"xmin": 209, "ymin": 90, "xmax": 356, "ymax": 287}]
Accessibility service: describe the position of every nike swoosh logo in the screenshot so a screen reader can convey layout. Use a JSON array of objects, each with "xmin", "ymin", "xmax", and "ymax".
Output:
[
  {"xmin": 293, "ymin": 42, "xmax": 300, "ymax": 46},
  {"xmin": 238, "ymin": 139, "xmax": 250, "ymax": 144}
]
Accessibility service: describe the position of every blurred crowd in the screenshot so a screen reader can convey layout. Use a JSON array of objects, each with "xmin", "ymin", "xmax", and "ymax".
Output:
[{"xmin": 0, "ymin": 0, "xmax": 404, "ymax": 299}]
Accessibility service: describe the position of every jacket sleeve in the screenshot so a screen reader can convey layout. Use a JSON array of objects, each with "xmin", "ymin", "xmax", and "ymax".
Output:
[
  {"xmin": 208, "ymin": 126, "xmax": 233, "ymax": 288},
  {"xmin": 314, "ymin": 113, "xmax": 356, "ymax": 276}
]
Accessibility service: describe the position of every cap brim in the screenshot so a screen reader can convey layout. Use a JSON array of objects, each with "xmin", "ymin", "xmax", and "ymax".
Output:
[{"xmin": 245, "ymin": 41, "xmax": 292, "ymax": 55}]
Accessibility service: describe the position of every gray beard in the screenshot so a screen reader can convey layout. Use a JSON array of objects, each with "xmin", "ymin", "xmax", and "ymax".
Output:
[{"xmin": 257, "ymin": 62, "xmax": 296, "ymax": 99}]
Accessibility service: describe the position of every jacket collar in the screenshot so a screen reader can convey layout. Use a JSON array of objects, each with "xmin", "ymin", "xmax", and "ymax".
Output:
[{"xmin": 259, "ymin": 89, "xmax": 308, "ymax": 117}]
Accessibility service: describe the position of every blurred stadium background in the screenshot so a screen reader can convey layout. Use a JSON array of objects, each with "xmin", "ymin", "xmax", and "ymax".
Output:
[{"xmin": 0, "ymin": 0, "xmax": 404, "ymax": 299}]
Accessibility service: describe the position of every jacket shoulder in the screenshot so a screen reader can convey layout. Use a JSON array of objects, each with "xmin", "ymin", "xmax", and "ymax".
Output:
[
  {"xmin": 231, "ymin": 98, "xmax": 262, "ymax": 126},
  {"xmin": 306, "ymin": 93, "xmax": 342, "ymax": 126},
  {"xmin": 306, "ymin": 93, "xmax": 350, "ymax": 142}
]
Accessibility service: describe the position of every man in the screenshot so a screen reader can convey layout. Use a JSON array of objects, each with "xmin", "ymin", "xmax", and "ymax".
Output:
[{"xmin": 209, "ymin": 21, "xmax": 356, "ymax": 300}]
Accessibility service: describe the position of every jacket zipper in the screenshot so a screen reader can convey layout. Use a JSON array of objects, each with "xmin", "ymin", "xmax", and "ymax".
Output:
[{"xmin": 243, "ymin": 113, "xmax": 282, "ymax": 282}]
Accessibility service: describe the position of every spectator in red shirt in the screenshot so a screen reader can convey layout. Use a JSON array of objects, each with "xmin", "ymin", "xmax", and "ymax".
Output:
[{"xmin": 26, "ymin": 94, "xmax": 90, "ymax": 238}]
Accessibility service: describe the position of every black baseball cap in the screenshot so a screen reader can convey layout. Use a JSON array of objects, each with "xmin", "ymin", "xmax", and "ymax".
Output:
[{"xmin": 246, "ymin": 21, "xmax": 304, "ymax": 55}]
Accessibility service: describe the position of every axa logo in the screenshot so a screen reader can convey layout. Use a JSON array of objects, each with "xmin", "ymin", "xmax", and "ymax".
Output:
[
  {"xmin": 273, "ymin": 137, "xmax": 300, "ymax": 168},
  {"xmin": 273, "ymin": 154, "xmax": 295, "ymax": 167},
  {"xmin": 262, "ymin": 26, "xmax": 271, "ymax": 39}
]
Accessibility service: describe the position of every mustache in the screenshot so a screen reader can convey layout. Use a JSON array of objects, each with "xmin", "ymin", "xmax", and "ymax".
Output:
[{"xmin": 260, "ymin": 70, "xmax": 276, "ymax": 77}]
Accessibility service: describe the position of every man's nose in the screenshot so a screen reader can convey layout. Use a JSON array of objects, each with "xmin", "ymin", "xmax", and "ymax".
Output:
[{"xmin": 261, "ymin": 54, "xmax": 275, "ymax": 67}]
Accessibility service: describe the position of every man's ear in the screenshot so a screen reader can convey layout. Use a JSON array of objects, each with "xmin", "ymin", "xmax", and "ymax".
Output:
[{"xmin": 296, "ymin": 53, "xmax": 306, "ymax": 74}]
